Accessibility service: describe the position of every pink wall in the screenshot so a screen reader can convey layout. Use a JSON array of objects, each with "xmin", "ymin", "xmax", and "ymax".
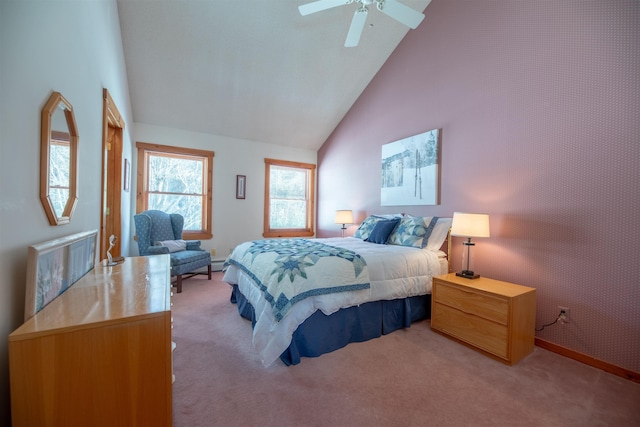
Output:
[{"xmin": 317, "ymin": 0, "xmax": 639, "ymax": 372}]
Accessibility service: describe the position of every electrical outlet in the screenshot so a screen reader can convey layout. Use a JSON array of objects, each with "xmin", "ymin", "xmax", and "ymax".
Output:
[
  {"xmin": 210, "ymin": 248, "xmax": 216, "ymax": 257},
  {"xmin": 558, "ymin": 306, "xmax": 570, "ymax": 323}
]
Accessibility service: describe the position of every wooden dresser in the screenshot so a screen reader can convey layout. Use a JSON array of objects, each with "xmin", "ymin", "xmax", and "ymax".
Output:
[
  {"xmin": 431, "ymin": 273, "xmax": 536, "ymax": 365},
  {"xmin": 9, "ymin": 255, "xmax": 173, "ymax": 427}
]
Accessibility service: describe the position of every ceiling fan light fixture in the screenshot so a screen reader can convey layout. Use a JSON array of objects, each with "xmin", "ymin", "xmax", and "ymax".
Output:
[{"xmin": 299, "ymin": 0, "xmax": 427, "ymax": 47}]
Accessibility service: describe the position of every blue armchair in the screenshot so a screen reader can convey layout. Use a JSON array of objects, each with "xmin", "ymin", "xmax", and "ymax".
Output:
[{"xmin": 134, "ymin": 210, "xmax": 211, "ymax": 293}]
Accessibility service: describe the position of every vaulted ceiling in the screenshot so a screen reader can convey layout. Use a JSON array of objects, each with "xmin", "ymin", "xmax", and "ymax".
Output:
[{"xmin": 117, "ymin": 0, "xmax": 432, "ymax": 150}]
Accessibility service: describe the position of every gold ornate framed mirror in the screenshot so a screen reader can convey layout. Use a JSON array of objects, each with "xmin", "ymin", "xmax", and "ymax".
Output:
[{"xmin": 40, "ymin": 92, "xmax": 78, "ymax": 226}]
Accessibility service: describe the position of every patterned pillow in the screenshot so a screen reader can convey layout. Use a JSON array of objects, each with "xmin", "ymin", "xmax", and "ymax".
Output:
[
  {"xmin": 353, "ymin": 216, "xmax": 384, "ymax": 240},
  {"xmin": 387, "ymin": 216, "xmax": 439, "ymax": 248}
]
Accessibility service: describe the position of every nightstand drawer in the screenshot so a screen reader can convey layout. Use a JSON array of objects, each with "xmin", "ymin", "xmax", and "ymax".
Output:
[
  {"xmin": 435, "ymin": 281, "xmax": 509, "ymax": 325},
  {"xmin": 433, "ymin": 303, "xmax": 508, "ymax": 359}
]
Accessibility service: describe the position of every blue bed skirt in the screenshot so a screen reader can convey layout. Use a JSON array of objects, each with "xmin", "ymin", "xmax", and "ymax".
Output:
[{"xmin": 230, "ymin": 285, "xmax": 431, "ymax": 365}]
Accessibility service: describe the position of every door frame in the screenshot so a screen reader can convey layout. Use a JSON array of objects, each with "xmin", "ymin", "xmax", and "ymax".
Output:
[{"xmin": 100, "ymin": 88, "xmax": 125, "ymax": 261}]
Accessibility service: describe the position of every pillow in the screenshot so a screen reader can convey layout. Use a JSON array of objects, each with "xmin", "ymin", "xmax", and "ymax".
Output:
[
  {"xmin": 353, "ymin": 216, "xmax": 382, "ymax": 240},
  {"xmin": 424, "ymin": 217, "xmax": 453, "ymax": 251},
  {"xmin": 387, "ymin": 216, "xmax": 439, "ymax": 248},
  {"xmin": 372, "ymin": 213, "xmax": 404, "ymax": 219},
  {"xmin": 354, "ymin": 214, "xmax": 403, "ymax": 240},
  {"xmin": 365, "ymin": 218, "xmax": 400, "ymax": 244},
  {"xmin": 155, "ymin": 239, "xmax": 187, "ymax": 253}
]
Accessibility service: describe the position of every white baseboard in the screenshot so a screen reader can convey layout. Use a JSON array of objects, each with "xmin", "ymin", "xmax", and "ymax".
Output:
[{"xmin": 211, "ymin": 259, "xmax": 225, "ymax": 272}]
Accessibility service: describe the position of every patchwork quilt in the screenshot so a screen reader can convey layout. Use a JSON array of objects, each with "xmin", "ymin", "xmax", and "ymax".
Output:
[{"xmin": 225, "ymin": 239, "xmax": 370, "ymax": 321}]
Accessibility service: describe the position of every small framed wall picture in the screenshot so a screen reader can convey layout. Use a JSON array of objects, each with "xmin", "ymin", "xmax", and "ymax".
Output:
[{"xmin": 236, "ymin": 175, "xmax": 246, "ymax": 199}]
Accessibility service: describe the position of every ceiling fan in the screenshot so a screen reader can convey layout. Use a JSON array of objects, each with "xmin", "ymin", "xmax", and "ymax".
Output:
[{"xmin": 298, "ymin": 0, "xmax": 427, "ymax": 47}]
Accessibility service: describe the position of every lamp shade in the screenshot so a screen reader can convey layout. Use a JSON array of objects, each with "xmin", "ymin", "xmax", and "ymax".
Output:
[
  {"xmin": 450, "ymin": 212, "xmax": 490, "ymax": 238},
  {"xmin": 334, "ymin": 210, "xmax": 354, "ymax": 224}
]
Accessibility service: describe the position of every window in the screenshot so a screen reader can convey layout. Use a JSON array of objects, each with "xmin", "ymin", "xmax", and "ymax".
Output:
[
  {"xmin": 264, "ymin": 158, "xmax": 316, "ymax": 238},
  {"xmin": 136, "ymin": 142, "xmax": 214, "ymax": 239}
]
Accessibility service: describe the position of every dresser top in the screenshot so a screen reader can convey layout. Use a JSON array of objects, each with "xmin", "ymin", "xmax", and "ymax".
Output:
[
  {"xmin": 10, "ymin": 255, "xmax": 171, "ymax": 340},
  {"xmin": 434, "ymin": 273, "xmax": 536, "ymax": 298}
]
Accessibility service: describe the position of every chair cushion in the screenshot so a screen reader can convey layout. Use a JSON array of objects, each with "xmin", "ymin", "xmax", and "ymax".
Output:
[
  {"xmin": 170, "ymin": 250, "xmax": 211, "ymax": 277},
  {"xmin": 170, "ymin": 250, "xmax": 210, "ymax": 267}
]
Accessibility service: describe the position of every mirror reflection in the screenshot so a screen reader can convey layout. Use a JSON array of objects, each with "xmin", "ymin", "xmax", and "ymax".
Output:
[
  {"xmin": 41, "ymin": 92, "xmax": 78, "ymax": 226},
  {"xmin": 49, "ymin": 105, "xmax": 71, "ymax": 218}
]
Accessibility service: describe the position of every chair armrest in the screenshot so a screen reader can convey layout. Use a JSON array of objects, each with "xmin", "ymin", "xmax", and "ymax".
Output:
[
  {"xmin": 147, "ymin": 245, "xmax": 170, "ymax": 255},
  {"xmin": 186, "ymin": 240, "xmax": 202, "ymax": 250}
]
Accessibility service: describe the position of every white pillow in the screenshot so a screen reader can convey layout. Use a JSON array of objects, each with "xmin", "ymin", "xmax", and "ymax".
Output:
[
  {"xmin": 156, "ymin": 239, "xmax": 187, "ymax": 253},
  {"xmin": 375, "ymin": 213, "xmax": 404, "ymax": 219},
  {"xmin": 401, "ymin": 215, "xmax": 453, "ymax": 251},
  {"xmin": 424, "ymin": 218, "xmax": 453, "ymax": 251}
]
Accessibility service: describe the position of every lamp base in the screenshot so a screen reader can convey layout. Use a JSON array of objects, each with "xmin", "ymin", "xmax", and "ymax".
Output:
[
  {"xmin": 103, "ymin": 257, "xmax": 125, "ymax": 267},
  {"xmin": 456, "ymin": 270, "xmax": 480, "ymax": 279}
]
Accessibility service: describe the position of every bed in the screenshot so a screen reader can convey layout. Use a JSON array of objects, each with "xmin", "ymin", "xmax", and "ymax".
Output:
[{"xmin": 223, "ymin": 215, "xmax": 452, "ymax": 366}]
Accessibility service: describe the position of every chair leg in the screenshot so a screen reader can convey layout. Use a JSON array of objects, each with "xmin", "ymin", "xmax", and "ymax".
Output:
[
  {"xmin": 208, "ymin": 264, "xmax": 212, "ymax": 280},
  {"xmin": 177, "ymin": 274, "xmax": 183, "ymax": 293}
]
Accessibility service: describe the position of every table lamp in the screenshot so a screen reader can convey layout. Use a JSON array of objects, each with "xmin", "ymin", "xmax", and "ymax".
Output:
[
  {"xmin": 450, "ymin": 212, "xmax": 490, "ymax": 279},
  {"xmin": 334, "ymin": 210, "xmax": 354, "ymax": 238}
]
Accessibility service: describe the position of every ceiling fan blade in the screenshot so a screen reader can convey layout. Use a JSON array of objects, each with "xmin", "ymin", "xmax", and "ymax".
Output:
[
  {"xmin": 299, "ymin": 0, "xmax": 351, "ymax": 16},
  {"xmin": 377, "ymin": 0, "xmax": 425, "ymax": 29},
  {"xmin": 344, "ymin": 8, "xmax": 368, "ymax": 47}
]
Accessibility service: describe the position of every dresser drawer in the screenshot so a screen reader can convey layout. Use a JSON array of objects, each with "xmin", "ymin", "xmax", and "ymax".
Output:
[
  {"xmin": 432, "ymin": 303, "xmax": 509, "ymax": 359},
  {"xmin": 434, "ymin": 281, "xmax": 509, "ymax": 325}
]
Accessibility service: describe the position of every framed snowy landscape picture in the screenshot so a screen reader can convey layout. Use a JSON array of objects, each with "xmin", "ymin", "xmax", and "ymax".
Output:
[{"xmin": 381, "ymin": 128, "xmax": 441, "ymax": 206}]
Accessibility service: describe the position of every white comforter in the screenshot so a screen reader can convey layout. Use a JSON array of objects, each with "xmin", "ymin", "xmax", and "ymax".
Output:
[{"xmin": 222, "ymin": 237, "xmax": 446, "ymax": 366}]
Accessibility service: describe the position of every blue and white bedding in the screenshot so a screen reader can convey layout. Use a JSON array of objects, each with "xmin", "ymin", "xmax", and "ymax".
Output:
[
  {"xmin": 225, "ymin": 238, "xmax": 370, "ymax": 322},
  {"xmin": 223, "ymin": 237, "xmax": 447, "ymax": 366}
]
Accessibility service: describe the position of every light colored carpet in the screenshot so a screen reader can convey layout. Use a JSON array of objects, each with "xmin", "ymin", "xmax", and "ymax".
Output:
[{"xmin": 171, "ymin": 273, "xmax": 640, "ymax": 427}]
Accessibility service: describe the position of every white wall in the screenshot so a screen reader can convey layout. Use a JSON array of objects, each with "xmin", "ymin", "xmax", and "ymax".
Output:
[
  {"xmin": 130, "ymin": 123, "xmax": 317, "ymax": 259},
  {"xmin": 0, "ymin": 0, "xmax": 133, "ymax": 422},
  {"xmin": 0, "ymin": 2, "xmax": 316, "ymax": 422}
]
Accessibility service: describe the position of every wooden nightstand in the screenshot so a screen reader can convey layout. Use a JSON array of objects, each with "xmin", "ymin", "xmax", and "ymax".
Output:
[{"xmin": 431, "ymin": 273, "xmax": 536, "ymax": 365}]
